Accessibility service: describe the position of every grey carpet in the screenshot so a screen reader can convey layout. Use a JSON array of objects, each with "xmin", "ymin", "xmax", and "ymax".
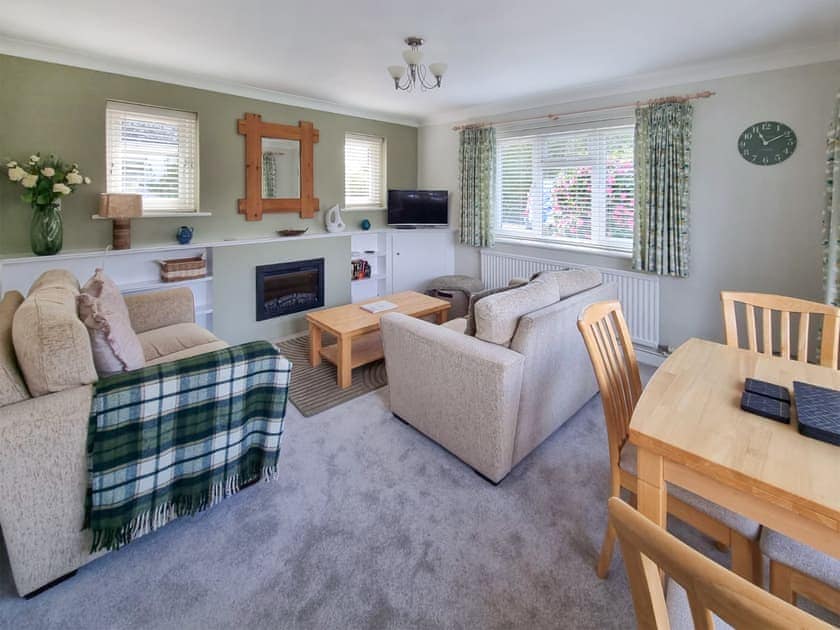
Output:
[
  {"xmin": 1, "ymin": 369, "xmax": 836, "ymax": 628},
  {"xmin": 276, "ymin": 334, "xmax": 387, "ymax": 417}
]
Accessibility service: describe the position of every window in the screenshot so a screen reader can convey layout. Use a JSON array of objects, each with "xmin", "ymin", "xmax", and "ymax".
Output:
[
  {"xmin": 345, "ymin": 133, "xmax": 386, "ymax": 209},
  {"xmin": 106, "ymin": 101, "xmax": 199, "ymax": 213},
  {"xmin": 495, "ymin": 122, "xmax": 634, "ymax": 253}
]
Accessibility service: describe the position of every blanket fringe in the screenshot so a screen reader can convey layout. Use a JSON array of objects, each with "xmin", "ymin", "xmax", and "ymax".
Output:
[{"xmin": 90, "ymin": 464, "xmax": 279, "ymax": 552}]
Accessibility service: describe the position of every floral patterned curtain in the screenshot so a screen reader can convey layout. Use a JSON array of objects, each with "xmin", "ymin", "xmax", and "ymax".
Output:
[
  {"xmin": 633, "ymin": 102, "xmax": 693, "ymax": 277},
  {"xmin": 262, "ymin": 153, "xmax": 278, "ymax": 198},
  {"xmin": 823, "ymin": 89, "xmax": 840, "ymax": 306},
  {"xmin": 459, "ymin": 127, "xmax": 496, "ymax": 247}
]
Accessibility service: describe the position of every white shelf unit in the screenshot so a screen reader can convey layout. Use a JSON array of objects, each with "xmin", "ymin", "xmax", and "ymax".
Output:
[
  {"xmin": 0, "ymin": 228, "xmax": 456, "ymax": 335},
  {"xmin": 0, "ymin": 246, "xmax": 215, "ymax": 331},
  {"xmin": 350, "ymin": 232, "xmax": 390, "ymax": 303}
]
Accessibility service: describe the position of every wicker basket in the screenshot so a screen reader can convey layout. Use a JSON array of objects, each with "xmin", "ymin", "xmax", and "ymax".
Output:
[{"xmin": 158, "ymin": 254, "xmax": 207, "ymax": 283}]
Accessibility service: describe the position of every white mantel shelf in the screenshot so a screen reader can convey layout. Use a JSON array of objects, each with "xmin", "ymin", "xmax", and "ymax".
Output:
[
  {"xmin": 0, "ymin": 228, "xmax": 454, "ymax": 265},
  {"xmin": 0, "ymin": 227, "xmax": 457, "ymax": 336}
]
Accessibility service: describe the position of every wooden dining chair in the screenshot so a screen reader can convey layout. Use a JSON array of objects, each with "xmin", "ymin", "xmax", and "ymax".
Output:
[
  {"xmin": 578, "ymin": 300, "xmax": 761, "ymax": 583},
  {"xmin": 608, "ymin": 498, "xmax": 833, "ymax": 630},
  {"xmin": 720, "ymin": 291, "xmax": 840, "ymax": 368},
  {"xmin": 762, "ymin": 527, "xmax": 840, "ymax": 618}
]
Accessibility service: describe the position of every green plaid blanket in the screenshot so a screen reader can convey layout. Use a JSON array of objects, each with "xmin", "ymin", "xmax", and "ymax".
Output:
[{"xmin": 85, "ymin": 341, "xmax": 291, "ymax": 552}]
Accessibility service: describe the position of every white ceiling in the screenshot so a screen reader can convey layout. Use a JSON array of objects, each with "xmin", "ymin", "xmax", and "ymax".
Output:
[{"xmin": 1, "ymin": 0, "xmax": 839, "ymax": 126}]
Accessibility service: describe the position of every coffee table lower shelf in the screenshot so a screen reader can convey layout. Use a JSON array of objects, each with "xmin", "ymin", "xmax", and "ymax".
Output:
[
  {"xmin": 306, "ymin": 290, "xmax": 451, "ymax": 389},
  {"xmin": 319, "ymin": 332, "xmax": 383, "ymax": 370}
]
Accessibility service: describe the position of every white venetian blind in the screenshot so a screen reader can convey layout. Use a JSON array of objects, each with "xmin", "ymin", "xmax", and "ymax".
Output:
[
  {"xmin": 345, "ymin": 133, "xmax": 385, "ymax": 208},
  {"xmin": 106, "ymin": 101, "xmax": 199, "ymax": 213},
  {"xmin": 496, "ymin": 122, "xmax": 634, "ymax": 253}
]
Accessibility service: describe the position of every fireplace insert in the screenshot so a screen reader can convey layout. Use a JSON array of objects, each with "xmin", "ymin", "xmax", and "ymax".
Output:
[{"xmin": 256, "ymin": 258, "xmax": 324, "ymax": 321}]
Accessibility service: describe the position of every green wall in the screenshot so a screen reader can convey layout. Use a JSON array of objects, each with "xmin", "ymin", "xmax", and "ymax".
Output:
[
  {"xmin": 0, "ymin": 54, "xmax": 417, "ymax": 340},
  {"xmin": 0, "ymin": 54, "xmax": 417, "ymax": 254},
  {"xmin": 213, "ymin": 239, "xmax": 351, "ymax": 342}
]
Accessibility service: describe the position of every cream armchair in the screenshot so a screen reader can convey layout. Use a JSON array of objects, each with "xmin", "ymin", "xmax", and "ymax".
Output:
[{"xmin": 381, "ymin": 270, "xmax": 616, "ymax": 483}]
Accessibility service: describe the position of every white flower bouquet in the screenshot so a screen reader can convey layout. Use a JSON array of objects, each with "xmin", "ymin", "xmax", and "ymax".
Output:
[{"xmin": 6, "ymin": 153, "xmax": 91, "ymax": 209}]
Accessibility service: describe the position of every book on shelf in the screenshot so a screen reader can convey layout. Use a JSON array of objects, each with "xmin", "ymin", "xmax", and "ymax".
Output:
[{"xmin": 350, "ymin": 258, "xmax": 371, "ymax": 280}]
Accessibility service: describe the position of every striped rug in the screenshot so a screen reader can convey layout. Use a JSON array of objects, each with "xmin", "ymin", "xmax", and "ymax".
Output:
[{"xmin": 275, "ymin": 335, "xmax": 387, "ymax": 417}]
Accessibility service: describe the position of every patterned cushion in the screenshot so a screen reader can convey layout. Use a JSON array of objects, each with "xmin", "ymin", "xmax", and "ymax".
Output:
[
  {"xmin": 0, "ymin": 291, "xmax": 30, "ymax": 406},
  {"xmin": 77, "ymin": 270, "xmax": 145, "ymax": 376},
  {"xmin": 12, "ymin": 272, "xmax": 98, "ymax": 396},
  {"xmin": 761, "ymin": 527, "xmax": 840, "ymax": 590},
  {"xmin": 620, "ymin": 443, "xmax": 761, "ymax": 539}
]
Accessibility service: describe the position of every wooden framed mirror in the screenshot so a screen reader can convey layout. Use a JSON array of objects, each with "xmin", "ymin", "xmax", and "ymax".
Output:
[{"xmin": 237, "ymin": 113, "xmax": 319, "ymax": 220}]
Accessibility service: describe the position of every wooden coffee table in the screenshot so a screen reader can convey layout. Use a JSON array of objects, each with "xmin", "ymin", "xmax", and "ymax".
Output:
[{"xmin": 306, "ymin": 290, "xmax": 450, "ymax": 389}]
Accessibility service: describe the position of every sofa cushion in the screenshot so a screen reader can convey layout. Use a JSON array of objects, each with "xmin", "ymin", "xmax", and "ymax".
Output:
[
  {"xmin": 144, "ymin": 340, "xmax": 230, "ymax": 366},
  {"xmin": 538, "ymin": 268, "xmax": 603, "ymax": 298},
  {"xmin": 464, "ymin": 278, "xmax": 529, "ymax": 336},
  {"xmin": 138, "ymin": 322, "xmax": 222, "ymax": 363},
  {"xmin": 27, "ymin": 269, "xmax": 80, "ymax": 296},
  {"xmin": 77, "ymin": 270, "xmax": 145, "ymax": 376},
  {"xmin": 761, "ymin": 527, "xmax": 840, "ymax": 590},
  {"xmin": 0, "ymin": 291, "xmax": 30, "ymax": 406},
  {"xmin": 441, "ymin": 317, "xmax": 468, "ymax": 335},
  {"xmin": 12, "ymin": 272, "xmax": 98, "ymax": 396},
  {"xmin": 474, "ymin": 278, "xmax": 559, "ymax": 346}
]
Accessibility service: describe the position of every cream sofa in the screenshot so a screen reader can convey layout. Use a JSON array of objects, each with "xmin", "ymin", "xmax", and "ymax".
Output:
[
  {"xmin": 0, "ymin": 270, "xmax": 227, "ymax": 596},
  {"xmin": 381, "ymin": 269, "xmax": 616, "ymax": 484}
]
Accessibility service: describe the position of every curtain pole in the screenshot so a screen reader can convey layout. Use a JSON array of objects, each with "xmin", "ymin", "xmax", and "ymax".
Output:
[{"xmin": 451, "ymin": 90, "xmax": 715, "ymax": 131}]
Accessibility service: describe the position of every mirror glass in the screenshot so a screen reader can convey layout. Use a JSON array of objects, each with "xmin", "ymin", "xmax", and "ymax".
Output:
[{"xmin": 261, "ymin": 138, "xmax": 300, "ymax": 198}]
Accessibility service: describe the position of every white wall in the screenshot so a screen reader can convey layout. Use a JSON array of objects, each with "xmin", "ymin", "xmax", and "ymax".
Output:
[{"xmin": 419, "ymin": 61, "xmax": 840, "ymax": 349}]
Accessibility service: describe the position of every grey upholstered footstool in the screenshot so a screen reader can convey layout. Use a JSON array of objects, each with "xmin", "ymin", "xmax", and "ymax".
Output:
[{"xmin": 425, "ymin": 274, "xmax": 485, "ymax": 320}]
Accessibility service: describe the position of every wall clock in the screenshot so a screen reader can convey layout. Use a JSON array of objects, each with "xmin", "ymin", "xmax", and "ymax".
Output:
[{"xmin": 738, "ymin": 121, "xmax": 796, "ymax": 165}]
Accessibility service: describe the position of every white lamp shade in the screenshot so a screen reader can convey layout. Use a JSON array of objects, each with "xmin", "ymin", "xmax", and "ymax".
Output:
[
  {"xmin": 402, "ymin": 48, "xmax": 423, "ymax": 66},
  {"xmin": 428, "ymin": 62, "xmax": 448, "ymax": 78},
  {"xmin": 387, "ymin": 65, "xmax": 406, "ymax": 79}
]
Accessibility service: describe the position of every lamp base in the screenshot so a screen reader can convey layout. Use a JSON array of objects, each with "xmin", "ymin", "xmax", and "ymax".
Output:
[{"xmin": 112, "ymin": 218, "xmax": 131, "ymax": 250}]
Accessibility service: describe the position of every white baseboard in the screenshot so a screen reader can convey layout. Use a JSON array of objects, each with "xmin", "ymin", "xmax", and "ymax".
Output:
[{"xmin": 634, "ymin": 345, "xmax": 666, "ymax": 367}]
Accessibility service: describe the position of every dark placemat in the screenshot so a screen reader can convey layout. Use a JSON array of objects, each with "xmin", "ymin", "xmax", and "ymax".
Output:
[
  {"xmin": 745, "ymin": 377, "xmax": 790, "ymax": 403},
  {"xmin": 740, "ymin": 391, "xmax": 790, "ymax": 424},
  {"xmin": 793, "ymin": 381, "xmax": 840, "ymax": 446}
]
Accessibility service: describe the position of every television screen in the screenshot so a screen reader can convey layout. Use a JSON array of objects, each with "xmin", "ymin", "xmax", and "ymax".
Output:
[{"xmin": 387, "ymin": 190, "xmax": 448, "ymax": 226}]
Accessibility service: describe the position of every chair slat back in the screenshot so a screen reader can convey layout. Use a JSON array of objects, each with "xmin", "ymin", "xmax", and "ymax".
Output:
[
  {"xmin": 608, "ymin": 498, "xmax": 833, "ymax": 630},
  {"xmin": 721, "ymin": 291, "xmax": 840, "ymax": 369},
  {"xmin": 578, "ymin": 301, "xmax": 643, "ymax": 466}
]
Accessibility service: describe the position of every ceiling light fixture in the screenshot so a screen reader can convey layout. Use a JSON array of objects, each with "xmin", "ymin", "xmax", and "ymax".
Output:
[{"xmin": 387, "ymin": 37, "xmax": 447, "ymax": 92}]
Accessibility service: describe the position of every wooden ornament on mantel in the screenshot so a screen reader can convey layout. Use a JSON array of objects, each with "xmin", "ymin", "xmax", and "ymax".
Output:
[{"xmin": 237, "ymin": 113, "xmax": 320, "ymax": 221}]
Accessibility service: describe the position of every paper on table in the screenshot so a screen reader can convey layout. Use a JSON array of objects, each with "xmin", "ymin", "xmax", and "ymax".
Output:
[{"xmin": 360, "ymin": 300, "xmax": 397, "ymax": 314}]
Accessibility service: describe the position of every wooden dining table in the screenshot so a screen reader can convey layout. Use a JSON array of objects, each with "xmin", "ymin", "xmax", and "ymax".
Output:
[{"xmin": 629, "ymin": 338, "xmax": 840, "ymax": 561}]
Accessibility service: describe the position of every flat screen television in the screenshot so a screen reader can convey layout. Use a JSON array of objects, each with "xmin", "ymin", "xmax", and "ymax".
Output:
[{"xmin": 387, "ymin": 190, "xmax": 448, "ymax": 227}]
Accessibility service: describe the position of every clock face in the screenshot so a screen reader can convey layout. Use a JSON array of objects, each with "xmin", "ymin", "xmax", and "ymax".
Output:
[{"xmin": 738, "ymin": 121, "xmax": 796, "ymax": 165}]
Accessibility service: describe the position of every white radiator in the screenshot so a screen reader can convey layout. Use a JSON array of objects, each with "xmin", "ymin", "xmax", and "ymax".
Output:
[{"xmin": 480, "ymin": 249, "xmax": 660, "ymax": 348}]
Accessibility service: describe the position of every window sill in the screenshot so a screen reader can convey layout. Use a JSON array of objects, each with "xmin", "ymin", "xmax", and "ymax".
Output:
[
  {"xmin": 493, "ymin": 236, "xmax": 632, "ymax": 260},
  {"xmin": 343, "ymin": 206, "xmax": 386, "ymax": 212},
  {"xmin": 92, "ymin": 212, "xmax": 213, "ymax": 219}
]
